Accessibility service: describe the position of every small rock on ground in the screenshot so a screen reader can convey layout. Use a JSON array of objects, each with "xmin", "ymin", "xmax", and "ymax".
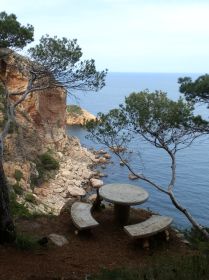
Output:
[{"xmin": 48, "ymin": 233, "xmax": 69, "ymax": 247}]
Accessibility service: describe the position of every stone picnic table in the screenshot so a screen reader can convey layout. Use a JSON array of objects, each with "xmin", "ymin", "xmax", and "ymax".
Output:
[{"xmin": 99, "ymin": 183, "xmax": 149, "ymax": 224}]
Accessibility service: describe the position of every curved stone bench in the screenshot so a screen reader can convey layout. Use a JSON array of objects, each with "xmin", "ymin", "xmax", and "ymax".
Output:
[
  {"xmin": 71, "ymin": 202, "xmax": 99, "ymax": 231},
  {"xmin": 124, "ymin": 215, "xmax": 173, "ymax": 249}
]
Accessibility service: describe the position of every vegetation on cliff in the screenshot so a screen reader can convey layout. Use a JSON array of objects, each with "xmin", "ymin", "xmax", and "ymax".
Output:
[
  {"xmin": 66, "ymin": 104, "xmax": 96, "ymax": 125},
  {"xmin": 67, "ymin": 105, "xmax": 83, "ymax": 115}
]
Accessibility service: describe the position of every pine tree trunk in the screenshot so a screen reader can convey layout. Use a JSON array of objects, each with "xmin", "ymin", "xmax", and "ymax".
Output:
[{"xmin": 0, "ymin": 160, "xmax": 16, "ymax": 243}]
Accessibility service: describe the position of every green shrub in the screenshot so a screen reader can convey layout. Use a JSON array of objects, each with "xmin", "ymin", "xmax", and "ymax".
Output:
[
  {"xmin": 10, "ymin": 192, "xmax": 31, "ymax": 218},
  {"xmin": 25, "ymin": 193, "xmax": 36, "ymax": 204},
  {"xmin": 15, "ymin": 233, "xmax": 39, "ymax": 250},
  {"xmin": 39, "ymin": 152, "xmax": 59, "ymax": 170},
  {"xmin": 67, "ymin": 104, "xmax": 83, "ymax": 116},
  {"xmin": 14, "ymin": 169, "xmax": 23, "ymax": 182},
  {"xmin": 13, "ymin": 182, "xmax": 23, "ymax": 195},
  {"xmin": 31, "ymin": 152, "xmax": 59, "ymax": 187}
]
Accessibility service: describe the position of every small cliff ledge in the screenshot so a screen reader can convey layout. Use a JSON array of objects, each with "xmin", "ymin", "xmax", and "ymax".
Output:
[{"xmin": 66, "ymin": 105, "xmax": 96, "ymax": 126}]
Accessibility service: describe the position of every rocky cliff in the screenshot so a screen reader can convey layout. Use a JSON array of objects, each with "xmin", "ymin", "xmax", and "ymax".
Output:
[
  {"xmin": 0, "ymin": 48, "xmax": 67, "ymax": 149},
  {"xmin": 66, "ymin": 105, "xmax": 96, "ymax": 126},
  {"xmin": 0, "ymin": 49, "xmax": 100, "ymax": 215}
]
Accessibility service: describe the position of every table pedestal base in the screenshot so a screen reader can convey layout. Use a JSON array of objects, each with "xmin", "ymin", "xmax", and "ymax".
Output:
[{"xmin": 114, "ymin": 204, "xmax": 130, "ymax": 225}]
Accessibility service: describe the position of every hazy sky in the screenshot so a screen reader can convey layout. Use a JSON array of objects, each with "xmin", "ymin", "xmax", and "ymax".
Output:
[{"xmin": 1, "ymin": 0, "xmax": 209, "ymax": 73}]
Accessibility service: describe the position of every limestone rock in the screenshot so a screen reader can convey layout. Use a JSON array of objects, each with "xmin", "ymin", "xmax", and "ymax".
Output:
[
  {"xmin": 53, "ymin": 187, "xmax": 64, "ymax": 193},
  {"xmin": 48, "ymin": 233, "xmax": 69, "ymax": 247},
  {"xmin": 68, "ymin": 186, "xmax": 86, "ymax": 197},
  {"xmin": 0, "ymin": 50, "xmax": 67, "ymax": 147},
  {"xmin": 103, "ymin": 153, "xmax": 111, "ymax": 159},
  {"xmin": 98, "ymin": 157, "xmax": 108, "ymax": 164},
  {"xmin": 128, "ymin": 173, "xmax": 139, "ymax": 180},
  {"xmin": 90, "ymin": 178, "xmax": 104, "ymax": 188},
  {"xmin": 96, "ymin": 149, "xmax": 107, "ymax": 155}
]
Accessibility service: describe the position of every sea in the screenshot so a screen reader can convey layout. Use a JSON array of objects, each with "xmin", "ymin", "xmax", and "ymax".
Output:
[{"xmin": 66, "ymin": 72, "xmax": 209, "ymax": 229}]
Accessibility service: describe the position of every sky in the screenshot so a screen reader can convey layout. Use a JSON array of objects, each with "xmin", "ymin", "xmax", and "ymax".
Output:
[{"xmin": 1, "ymin": 0, "xmax": 209, "ymax": 73}]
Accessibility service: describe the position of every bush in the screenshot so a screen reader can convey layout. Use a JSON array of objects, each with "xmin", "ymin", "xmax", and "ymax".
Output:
[
  {"xmin": 10, "ymin": 192, "xmax": 31, "ymax": 218},
  {"xmin": 13, "ymin": 183, "xmax": 23, "ymax": 195},
  {"xmin": 30, "ymin": 152, "xmax": 59, "ymax": 187},
  {"xmin": 15, "ymin": 233, "xmax": 39, "ymax": 250},
  {"xmin": 39, "ymin": 152, "xmax": 59, "ymax": 170},
  {"xmin": 67, "ymin": 104, "xmax": 83, "ymax": 116},
  {"xmin": 25, "ymin": 193, "xmax": 36, "ymax": 204},
  {"xmin": 14, "ymin": 169, "xmax": 23, "ymax": 182}
]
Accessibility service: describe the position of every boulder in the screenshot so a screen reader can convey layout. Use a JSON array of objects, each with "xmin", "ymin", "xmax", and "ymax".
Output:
[
  {"xmin": 90, "ymin": 178, "xmax": 104, "ymax": 188},
  {"xmin": 48, "ymin": 233, "xmax": 69, "ymax": 247},
  {"xmin": 128, "ymin": 173, "xmax": 139, "ymax": 180},
  {"xmin": 96, "ymin": 149, "xmax": 107, "ymax": 155},
  {"xmin": 103, "ymin": 153, "xmax": 111, "ymax": 159},
  {"xmin": 62, "ymin": 170, "xmax": 73, "ymax": 177},
  {"xmin": 68, "ymin": 186, "xmax": 86, "ymax": 196},
  {"xmin": 98, "ymin": 157, "xmax": 108, "ymax": 164},
  {"xmin": 53, "ymin": 187, "xmax": 64, "ymax": 193}
]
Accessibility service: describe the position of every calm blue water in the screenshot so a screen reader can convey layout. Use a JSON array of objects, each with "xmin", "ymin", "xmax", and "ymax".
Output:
[{"xmin": 67, "ymin": 73, "xmax": 209, "ymax": 229}]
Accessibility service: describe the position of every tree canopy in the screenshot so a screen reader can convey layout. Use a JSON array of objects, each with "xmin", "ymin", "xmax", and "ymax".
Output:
[
  {"xmin": 0, "ymin": 11, "xmax": 34, "ymax": 49},
  {"xmin": 28, "ymin": 35, "xmax": 107, "ymax": 92},
  {"xmin": 87, "ymin": 91, "xmax": 199, "ymax": 152},
  {"xmin": 178, "ymin": 74, "xmax": 209, "ymax": 106},
  {"xmin": 178, "ymin": 74, "xmax": 209, "ymax": 133}
]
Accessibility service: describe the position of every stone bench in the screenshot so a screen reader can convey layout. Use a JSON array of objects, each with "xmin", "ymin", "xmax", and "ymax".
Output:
[
  {"xmin": 71, "ymin": 202, "xmax": 99, "ymax": 232},
  {"xmin": 124, "ymin": 215, "xmax": 173, "ymax": 249}
]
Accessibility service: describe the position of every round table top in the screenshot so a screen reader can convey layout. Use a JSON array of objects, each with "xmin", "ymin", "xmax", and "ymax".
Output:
[{"xmin": 99, "ymin": 183, "xmax": 149, "ymax": 206}]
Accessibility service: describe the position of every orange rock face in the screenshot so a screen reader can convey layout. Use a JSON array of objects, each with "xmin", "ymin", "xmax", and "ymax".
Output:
[{"xmin": 0, "ymin": 49, "xmax": 67, "ymax": 147}]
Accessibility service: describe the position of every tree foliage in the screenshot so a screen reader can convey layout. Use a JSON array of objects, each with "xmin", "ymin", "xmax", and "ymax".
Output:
[
  {"xmin": 28, "ymin": 35, "xmax": 107, "ymax": 92},
  {"xmin": 0, "ymin": 11, "xmax": 34, "ymax": 49},
  {"xmin": 87, "ymin": 91, "xmax": 199, "ymax": 151},
  {"xmin": 178, "ymin": 74, "xmax": 209, "ymax": 105},
  {"xmin": 87, "ymin": 91, "xmax": 209, "ymax": 240},
  {"xmin": 178, "ymin": 74, "xmax": 209, "ymax": 133}
]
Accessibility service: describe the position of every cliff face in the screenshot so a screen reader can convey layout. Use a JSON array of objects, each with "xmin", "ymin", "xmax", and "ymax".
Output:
[
  {"xmin": 0, "ymin": 49, "xmax": 67, "ymax": 148},
  {"xmin": 0, "ymin": 49, "xmax": 98, "ymax": 215}
]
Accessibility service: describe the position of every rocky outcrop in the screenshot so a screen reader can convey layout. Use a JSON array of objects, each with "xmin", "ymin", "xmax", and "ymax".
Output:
[
  {"xmin": 0, "ymin": 49, "xmax": 67, "ymax": 149},
  {"xmin": 66, "ymin": 107, "xmax": 96, "ymax": 126},
  {"xmin": 0, "ymin": 49, "xmax": 101, "ymax": 215}
]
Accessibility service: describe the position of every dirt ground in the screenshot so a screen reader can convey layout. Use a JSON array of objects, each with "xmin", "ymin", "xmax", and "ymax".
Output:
[{"xmin": 0, "ymin": 206, "xmax": 192, "ymax": 280}]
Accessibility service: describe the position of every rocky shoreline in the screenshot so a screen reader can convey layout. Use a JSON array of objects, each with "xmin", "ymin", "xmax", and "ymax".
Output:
[{"xmin": 15, "ymin": 136, "xmax": 111, "ymax": 215}]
